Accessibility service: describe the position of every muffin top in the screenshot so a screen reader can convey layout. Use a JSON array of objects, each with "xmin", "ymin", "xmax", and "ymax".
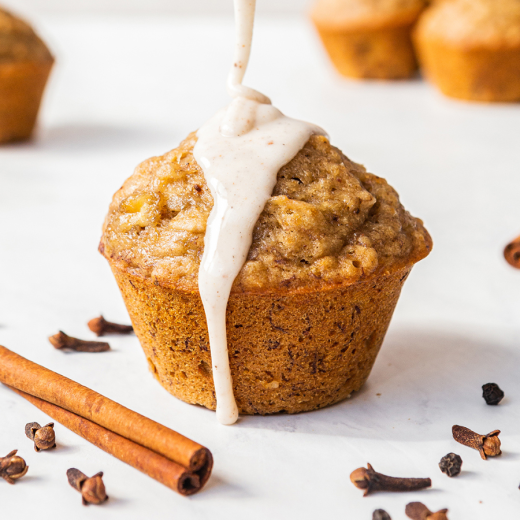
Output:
[
  {"xmin": 0, "ymin": 8, "xmax": 52, "ymax": 64},
  {"xmin": 100, "ymin": 133, "xmax": 431, "ymax": 294},
  {"xmin": 416, "ymin": 0, "xmax": 520, "ymax": 48},
  {"xmin": 310, "ymin": 0, "xmax": 427, "ymax": 30}
]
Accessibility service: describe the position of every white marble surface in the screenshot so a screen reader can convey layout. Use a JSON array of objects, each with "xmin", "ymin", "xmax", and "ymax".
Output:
[{"xmin": 1, "ymin": 13, "xmax": 520, "ymax": 520}]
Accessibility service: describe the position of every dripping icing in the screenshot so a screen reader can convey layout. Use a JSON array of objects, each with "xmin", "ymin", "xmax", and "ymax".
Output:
[{"xmin": 193, "ymin": 0, "xmax": 325, "ymax": 425}]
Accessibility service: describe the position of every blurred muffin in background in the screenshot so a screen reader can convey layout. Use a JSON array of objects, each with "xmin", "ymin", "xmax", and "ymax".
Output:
[
  {"xmin": 414, "ymin": 0, "xmax": 520, "ymax": 102},
  {"xmin": 310, "ymin": 0, "xmax": 427, "ymax": 79},
  {"xmin": 0, "ymin": 7, "xmax": 53, "ymax": 143}
]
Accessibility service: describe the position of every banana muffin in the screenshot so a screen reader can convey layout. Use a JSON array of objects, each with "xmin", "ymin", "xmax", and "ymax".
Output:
[
  {"xmin": 100, "ymin": 133, "xmax": 432, "ymax": 415},
  {"xmin": 0, "ymin": 7, "xmax": 53, "ymax": 143},
  {"xmin": 414, "ymin": 0, "xmax": 520, "ymax": 102},
  {"xmin": 310, "ymin": 0, "xmax": 427, "ymax": 79}
]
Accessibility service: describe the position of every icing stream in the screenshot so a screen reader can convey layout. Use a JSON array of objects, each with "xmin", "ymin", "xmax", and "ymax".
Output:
[{"xmin": 194, "ymin": 0, "xmax": 325, "ymax": 425}]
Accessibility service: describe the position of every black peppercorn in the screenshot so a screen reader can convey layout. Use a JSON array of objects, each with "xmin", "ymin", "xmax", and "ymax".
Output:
[
  {"xmin": 439, "ymin": 453, "xmax": 462, "ymax": 477},
  {"xmin": 373, "ymin": 509, "xmax": 391, "ymax": 520},
  {"xmin": 482, "ymin": 383, "xmax": 504, "ymax": 405}
]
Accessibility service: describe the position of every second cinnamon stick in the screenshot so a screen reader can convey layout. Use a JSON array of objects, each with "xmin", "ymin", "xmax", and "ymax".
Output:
[{"xmin": 9, "ymin": 387, "xmax": 207, "ymax": 495}]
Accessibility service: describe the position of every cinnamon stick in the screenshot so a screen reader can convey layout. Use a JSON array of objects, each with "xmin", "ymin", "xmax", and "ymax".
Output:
[
  {"xmin": 9, "ymin": 387, "xmax": 206, "ymax": 496},
  {"xmin": 504, "ymin": 235, "xmax": 520, "ymax": 269},
  {"xmin": 0, "ymin": 346, "xmax": 212, "ymax": 477}
]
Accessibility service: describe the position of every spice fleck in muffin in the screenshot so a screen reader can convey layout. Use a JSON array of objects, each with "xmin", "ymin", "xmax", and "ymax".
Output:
[
  {"xmin": 414, "ymin": 0, "xmax": 520, "ymax": 102},
  {"xmin": 0, "ymin": 8, "xmax": 53, "ymax": 143},
  {"xmin": 99, "ymin": 133, "xmax": 432, "ymax": 415},
  {"xmin": 310, "ymin": 0, "xmax": 427, "ymax": 79}
]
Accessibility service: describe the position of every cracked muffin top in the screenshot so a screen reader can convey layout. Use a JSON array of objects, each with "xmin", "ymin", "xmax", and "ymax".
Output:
[
  {"xmin": 310, "ymin": 0, "xmax": 427, "ymax": 30},
  {"xmin": 100, "ymin": 133, "xmax": 431, "ymax": 294},
  {"xmin": 0, "ymin": 8, "xmax": 52, "ymax": 64},
  {"xmin": 416, "ymin": 0, "xmax": 520, "ymax": 47}
]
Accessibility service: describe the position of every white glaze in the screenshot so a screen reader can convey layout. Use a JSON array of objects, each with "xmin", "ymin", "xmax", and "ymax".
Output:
[{"xmin": 194, "ymin": 0, "xmax": 325, "ymax": 425}]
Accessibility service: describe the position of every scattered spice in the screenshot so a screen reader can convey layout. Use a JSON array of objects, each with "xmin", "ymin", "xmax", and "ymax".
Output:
[
  {"xmin": 438, "ymin": 453, "xmax": 462, "ymax": 477},
  {"xmin": 452, "ymin": 425, "xmax": 501, "ymax": 460},
  {"xmin": 0, "ymin": 345, "xmax": 213, "ymax": 496},
  {"xmin": 25, "ymin": 421, "xmax": 56, "ymax": 451},
  {"xmin": 350, "ymin": 463, "xmax": 431, "ymax": 496},
  {"xmin": 405, "ymin": 502, "xmax": 449, "ymax": 520},
  {"xmin": 49, "ymin": 331, "xmax": 110, "ymax": 352},
  {"xmin": 67, "ymin": 468, "xmax": 108, "ymax": 506},
  {"xmin": 373, "ymin": 509, "xmax": 392, "ymax": 520},
  {"xmin": 87, "ymin": 316, "xmax": 133, "ymax": 337},
  {"xmin": 504, "ymin": 235, "xmax": 520, "ymax": 269},
  {"xmin": 0, "ymin": 450, "xmax": 28, "ymax": 484},
  {"xmin": 482, "ymin": 383, "xmax": 504, "ymax": 405}
]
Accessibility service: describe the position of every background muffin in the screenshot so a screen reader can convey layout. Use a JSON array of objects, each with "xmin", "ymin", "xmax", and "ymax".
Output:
[
  {"xmin": 0, "ymin": 7, "xmax": 53, "ymax": 143},
  {"xmin": 100, "ymin": 134, "xmax": 432, "ymax": 414},
  {"xmin": 310, "ymin": 0, "xmax": 427, "ymax": 79},
  {"xmin": 414, "ymin": 0, "xmax": 520, "ymax": 102}
]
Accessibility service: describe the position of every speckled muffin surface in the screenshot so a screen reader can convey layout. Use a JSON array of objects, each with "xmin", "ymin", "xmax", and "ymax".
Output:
[
  {"xmin": 100, "ymin": 133, "xmax": 431, "ymax": 414},
  {"xmin": 112, "ymin": 264, "xmax": 412, "ymax": 414},
  {"xmin": 101, "ymin": 134, "xmax": 431, "ymax": 294},
  {"xmin": 414, "ymin": 0, "xmax": 520, "ymax": 101}
]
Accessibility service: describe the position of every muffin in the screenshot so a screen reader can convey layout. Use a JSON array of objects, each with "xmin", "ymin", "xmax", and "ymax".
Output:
[
  {"xmin": 310, "ymin": 0, "xmax": 427, "ymax": 79},
  {"xmin": 0, "ymin": 7, "xmax": 54, "ymax": 143},
  {"xmin": 99, "ymin": 133, "xmax": 432, "ymax": 415},
  {"xmin": 414, "ymin": 0, "xmax": 520, "ymax": 102}
]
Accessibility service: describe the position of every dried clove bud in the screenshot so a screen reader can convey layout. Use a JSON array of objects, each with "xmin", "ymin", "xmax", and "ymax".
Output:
[
  {"xmin": 25, "ymin": 422, "xmax": 56, "ymax": 451},
  {"xmin": 482, "ymin": 383, "xmax": 504, "ymax": 405},
  {"xmin": 438, "ymin": 453, "xmax": 462, "ymax": 477},
  {"xmin": 350, "ymin": 463, "xmax": 431, "ymax": 496},
  {"xmin": 49, "ymin": 331, "xmax": 110, "ymax": 352},
  {"xmin": 87, "ymin": 315, "xmax": 133, "ymax": 337},
  {"xmin": 405, "ymin": 502, "xmax": 449, "ymax": 520},
  {"xmin": 0, "ymin": 450, "xmax": 29, "ymax": 484},
  {"xmin": 373, "ymin": 509, "xmax": 392, "ymax": 520},
  {"xmin": 452, "ymin": 425, "xmax": 501, "ymax": 460},
  {"xmin": 504, "ymin": 235, "xmax": 520, "ymax": 269},
  {"xmin": 67, "ymin": 468, "xmax": 108, "ymax": 505}
]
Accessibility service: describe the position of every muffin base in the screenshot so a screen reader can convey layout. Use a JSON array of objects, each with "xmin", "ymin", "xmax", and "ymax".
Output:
[
  {"xmin": 415, "ymin": 37, "xmax": 520, "ymax": 102},
  {"xmin": 314, "ymin": 22, "xmax": 419, "ymax": 80},
  {"xmin": 0, "ymin": 60, "xmax": 53, "ymax": 143},
  {"xmin": 111, "ymin": 264, "xmax": 412, "ymax": 415}
]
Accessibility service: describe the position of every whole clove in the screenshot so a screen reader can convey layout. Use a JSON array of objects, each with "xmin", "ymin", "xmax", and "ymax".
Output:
[
  {"xmin": 0, "ymin": 450, "xmax": 29, "ymax": 484},
  {"xmin": 67, "ymin": 468, "xmax": 108, "ymax": 506},
  {"xmin": 405, "ymin": 502, "xmax": 449, "ymax": 520},
  {"xmin": 482, "ymin": 383, "xmax": 504, "ymax": 405},
  {"xmin": 25, "ymin": 421, "xmax": 56, "ymax": 451},
  {"xmin": 373, "ymin": 509, "xmax": 392, "ymax": 520},
  {"xmin": 504, "ymin": 235, "xmax": 520, "ymax": 269},
  {"xmin": 49, "ymin": 331, "xmax": 110, "ymax": 352},
  {"xmin": 452, "ymin": 425, "xmax": 501, "ymax": 460},
  {"xmin": 87, "ymin": 316, "xmax": 133, "ymax": 337},
  {"xmin": 350, "ymin": 463, "xmax": 431, "ymax": 496},
  {"xmin": 438, "ymin": 453, "xmax": 462, "ymax": 477}
]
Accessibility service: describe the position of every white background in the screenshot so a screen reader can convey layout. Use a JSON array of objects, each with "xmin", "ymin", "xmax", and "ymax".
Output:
[
  {"xmin": 1, "ymin": 5, "xmax": 520, "ymax": 520},
  {"xmin": 3, "ymin": 0, "xmax": 307, "ymax": 14}
]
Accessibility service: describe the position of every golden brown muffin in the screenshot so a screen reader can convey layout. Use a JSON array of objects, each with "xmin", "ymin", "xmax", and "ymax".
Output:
[
  {"xmin": 310, "ymin": 0, "xmax": 427, "ymax": 79},
  {"xmin": 0, "ymin": 8, "xmax": 54, "ymax": 143},
  {"xmin": 100, "ymin": 134, "xmax": 432, "ymax": 415},
  {"xmin": 414, "ymin": 0, "xmax": 520, "ymax": 102}
]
